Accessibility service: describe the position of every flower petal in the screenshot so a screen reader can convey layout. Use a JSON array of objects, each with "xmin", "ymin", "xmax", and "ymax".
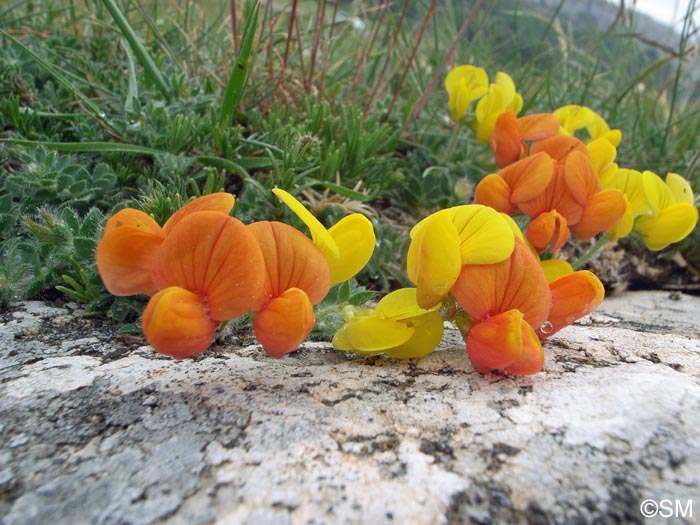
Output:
[
  {"xmin": 375, "ymin": 288, "xmax": 435, "ymax": 320},
  {"xmin": 517, "ymin": 113, "xmax": 560, "ymax": 141},
  {"xmin": 466, "ymin": 309, "xmax": 524, "ymax": 372},
  {"xmin": 449, "ymin": 205, "xmax": 516, "ymax": 263},
  {"xmin": 636, "ymin": 203, "xmax": 699, "ymax": 251},
  {"xmin": 407, "ymin": 210, "xmax": 462, "ymax": 308},
  {"xmin": 666, "ymin": 172, "xmax": 695, "ymax": 205},
  {"xmin": 153, "ymin": 212, "xmax": 267, "ymax": 320},
  {"xmin": 142, "ymin": 286, "xmax": 218, "ymax": 359},
  {"xmin": 385, "ymin": 310, "xmax": 444, "ymax": 359},
  {"xmin": 272, "ymin": 188, "xmax": 339, "ymax": 258},
  {"xmin": 540, "ymin": 259, "xmax": 573, "ymax": 283},
  {"xmin": 543, "ymin": 270, "xmax": 604, "ymax": 337},
  {"xmin": 490, "ymin": 110, "xmax": 523, "ymax": 168},
  {"xmin": 96, "ymin": 209, "xmax": 165, "ymax": 296},
  {"xmin": 254, "ymin": 287, "xmax": 315, "ymax": 358},
  {"xmin": 453, "ymin": 239, "xmax": 551, "ymax": 328},
  {"xmin": 526, "ymin": 211, "xmax": 570, "ymax": 253},
  {"xmin": 337, "ymin": 317, "xmax": 414, "ymax": 353},
  {"xmin": 564, "ymin": 150, "xmax": 601, "ymax": 206},
  {"xmin": 163, "ymin": 193, "xmax": 235, "ymax": 234},
  {"xmin": 474, "ymin": 173, "xmax": 514, "ymax": 214},
  {"xmin": 504, "ymin": 322, "xmax": 544, "ymax": 375},
  {"xmin": 500, "ymin": 152, "xmax": 554, "ymax": 204},
  {"xmin": 326, "ymin": 213, "xmax": 376, "ymax": 285},
  {"xmin": 570, "ymin": 189, "xmax": 627, "ymax": 240},
  {"xmin": 247, "ymin": 221, "xmax": 331, "ymax": 304}
]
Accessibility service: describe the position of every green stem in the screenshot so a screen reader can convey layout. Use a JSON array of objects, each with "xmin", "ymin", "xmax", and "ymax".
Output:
[
  {"xmin": 571, "ymin": 233, "xmax": 609, "ymax": 270},
  {"xmin": 442, "ymin": 120, "xmax": 464, "ymax": 163}
]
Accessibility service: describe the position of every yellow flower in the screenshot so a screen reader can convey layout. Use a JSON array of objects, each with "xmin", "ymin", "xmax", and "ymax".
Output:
[
  {"xmin": 473, "ymin": 72, "xmax": 524, "ymax": 143},
  {"xmin": 554, "ymin": 105, "xmax": 622, "ymax": 146},
  {"xmin": 406, "ymin": 205, "xmax": 515, "ymax": 309},
  {"xmin": 601, "ymin": 169, "xmax": 698, "ymax": 249},
  {"xmin": 635, "ymin": 171, "xmax": 698, "ymax": 251},
  {"xmin": 444, "ymin": 65, "xmax": 489, "ymax": 122},
  {"xmin": 272, "ymin": 188, "xmax": 375, "ymax": 285},
  {"xmin": 332, "ymin": 288, "xmax": 444, "ymax": 358}
]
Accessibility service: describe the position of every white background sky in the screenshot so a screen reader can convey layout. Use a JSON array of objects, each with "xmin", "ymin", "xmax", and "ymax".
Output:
[{"xmin": 626, "ymin": 0, "xmax": 699, "ymax": 28}]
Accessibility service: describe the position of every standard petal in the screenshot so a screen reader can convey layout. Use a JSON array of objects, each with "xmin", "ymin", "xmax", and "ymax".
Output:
[
  {"xmin": 636, "ymin": 203, "xmax": 699, "ymax": 251},
  {"xmin": 641, "ymin": 170, "xmax": 674, "ymax": 213},
  {"xmin": 247, "ymin": 221, "xmax": 331, "ymax": 304},
  {"xmin": 153, "ymin": 212, "xmax": 267, "ymax": 320},
  {"xmin": 474, "ymin": 173, "xmax": 514, "ymax": 214},
  {"xmin": 406, "ymin": 210, "xmax": 462, "ymax": 308},
  {"xmin": 326, "ymin": 213, "xmax": 376, "ymax": 285},
  {"xmin": 449, "ymin": 205, "xmax": 515, "ymax": 264},
  {"xmin": 500, "ymin": 152, "xmax": 554, "ymax": 204},
  {"xmin": 543, "ymin": 270, "xmax": 604, "ymax": 337},
  {"xmin": 385, "ymin": 310, "xmax": 444, "ymax": 359},
  {"xmin": 504, "ymin": 322, "xmax": 544, "ymax": 375},
  {"xmin": 254, "ymin": 287, "xmax": 315, "ymax": 358},
  {"xmin": 530, "ymin": 134, "xmax": 587, "ymax": 163},
  {"xmin": 453, "ymin": 239, "xmax": 551, "ymax": 328},
  {"xmin": 517, "ymin": 113, "xmax": 560, "ymax": 141},
  {"xmin": 564, "ymin": 150, "xmax": 601, "ymax": 206},
  {"xmin": 490, "ymin": 110, "xmax": 524, "ymax": 168},
  {"xmin": 466, "ymin": 309, "xmax": 524, "ymax": 372},
  {"xmin": 570, "ymin": 189, "xmax": 627, "ymax": 240},
  {"xmin": 142, "ymin": 286, "xmax": 218, "ymax": 359},
  {"xmin": 163, "ymin": 193, "xmax": 235, "ymax": 234}
]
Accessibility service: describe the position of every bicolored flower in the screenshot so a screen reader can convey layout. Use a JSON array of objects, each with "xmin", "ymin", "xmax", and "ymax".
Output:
[
  {"xmin": 473, "ymin": 72, "xmax": 524, "ymax": 143},
  {"xmin": 452, "ymin": 239, "xmax": 551, "ymax": 375},
  {"xmin": 444, "ymin": 65, "xmax": 489, "ymax": 122},
  {"xmin": 451, "ymin": 239, "xmax": 606, "ymax": 375},
  {"xmin": 247, "ymin": 221, "xmax": 331, "ymax": 358},
  {"xmin": 332, "ymin": 288, "xmax": 444, "ymax": 358},
  {"xmin": 272, "ymin": 188, "xmax": 375, "ymax": 285},
  {"xmin": 490, "ymin": 110, "xmax": 560, "ymax": 168},
  {"xmin": 554, "ymin": 105, "xmax": 622, "ymax": 146},
  {"xmin": 406, "ymin": 205, "xmax": 515, "ymax": 309}
]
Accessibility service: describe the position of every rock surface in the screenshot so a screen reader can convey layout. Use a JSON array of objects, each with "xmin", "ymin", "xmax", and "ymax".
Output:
[{"xmin": 1, "ymin": 291, "xmax": 699, "ymax": 525}]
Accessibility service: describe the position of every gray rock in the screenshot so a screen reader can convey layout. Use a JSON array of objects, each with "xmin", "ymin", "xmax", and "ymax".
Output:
[{"xmin": 1, "ymin": 292, "xmax": 699, "ymax": 525}]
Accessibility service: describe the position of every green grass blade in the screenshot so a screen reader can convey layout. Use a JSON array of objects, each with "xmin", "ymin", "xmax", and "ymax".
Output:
[
  {"xmin": 99, "ymin": 0, "xmax": 172, "ymax": 101},
  {"xmin": 121, "ymin": 38, "xmax": 139, "ymax": 115},
  {"xmin": 219, "ymin": 1, "xmax": 260, "ymax": 129},
  {"xmin": 0, "ymin": 139, "xmax": 165, "ymax": 156}
]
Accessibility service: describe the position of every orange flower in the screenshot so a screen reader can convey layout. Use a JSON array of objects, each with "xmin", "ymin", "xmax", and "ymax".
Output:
[
  {"xmin": 452, "ymin": 239, "xmax": 551, "ymax": 375},
  {"xmin": 97, "ymin": 193, "xmax": 268, "ymax": 359},
  {"xmin": 144, "ymin": 211, "xmax": 267, "ymax": 358},
  {"xmin": 450, "ymin": 239, "xmax": 606, "ymax": 375},
  {"xmin": 474, "ymin": 152, "xmax": 554, "ymax": 215},
  {"xmin": 96, "ymin": 193, "xmax": 235, "ymax": 296},
  {"xmin": 517, "ymin": 138, "xmax": 626, "ymax": 252},
  {"xmin": 248, "ymin": 221, "xmax": 331, "ymax": 358},
  {"xmin": 489, "ymin": 110, "xmax": 560, "ymax": 168}
]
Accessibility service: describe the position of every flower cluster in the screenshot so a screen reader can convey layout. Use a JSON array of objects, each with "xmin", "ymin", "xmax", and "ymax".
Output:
[
  {"xmin": 96, "ymin": 64, "xmax": 697, "ymax": 379},
  {"xmin": 333, "ymin": 64, "xmax": 697, "ymax": 376},
  {"xmin": 96, "ymin": 191, "xmax": 374, "ymax": 359}
]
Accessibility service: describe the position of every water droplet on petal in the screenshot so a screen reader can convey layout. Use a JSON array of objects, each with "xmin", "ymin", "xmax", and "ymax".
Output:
[{"xmin": 539, "ymin": 321, "xmax": 554, "ymax": 335}]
